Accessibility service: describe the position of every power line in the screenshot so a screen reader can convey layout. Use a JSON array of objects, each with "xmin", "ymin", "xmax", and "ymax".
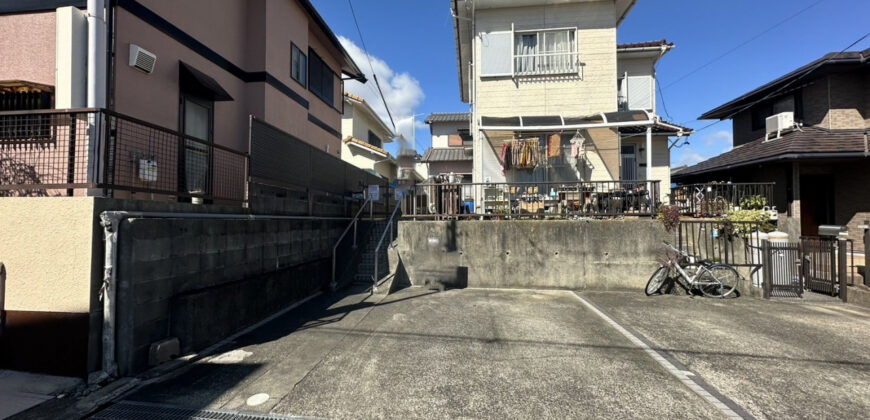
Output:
[
  {"xmin": 690, "ymin": 30, "xmax": 870, "ymax": 136},
  {"xmin": 347, "ymin": 0, "xmax": 397, "ymax": 132},
  {"xmin": 662, "ymin": 0, "xmax": 825, "ymax": 90},
  {"xmin": 656, "ymin": 77, "xmax": 673, "ymax": 120}
]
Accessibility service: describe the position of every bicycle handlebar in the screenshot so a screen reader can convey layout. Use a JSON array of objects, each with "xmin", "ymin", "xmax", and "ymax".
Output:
[{"xmin": 661, "ymin": 240, "xmax": 688, "ymax": 256}]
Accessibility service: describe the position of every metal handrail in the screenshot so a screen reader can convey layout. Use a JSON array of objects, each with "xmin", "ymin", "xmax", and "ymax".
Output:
[
  {"xmin": 331, "ymin": 197, "xmax": 373, "ymax": 289},
  {"xmin": 372, "ymin": 200, "xmax": 403, "ymax": 291}
]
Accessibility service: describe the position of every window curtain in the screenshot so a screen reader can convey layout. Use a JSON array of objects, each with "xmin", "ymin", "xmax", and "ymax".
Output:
[
  {"xmin": 183, "ymin": 100, "xmax": 210, "ymax": 193},
  {"xmin": 543, "ymin": 31, "xmax": 572, "ymax": 72},
  {"xmin": 515, "ymin": 34, "xmax": 537, "ymax": 73}
]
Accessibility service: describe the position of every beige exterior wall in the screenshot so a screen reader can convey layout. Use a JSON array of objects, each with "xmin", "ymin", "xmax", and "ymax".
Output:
[
  {"xmin": 430, "ymin": 121, "xmax": 470, "ymax": 148},
  {"xmin": 340, "ymin": 100, "xmax": 396, "ymax": 180},
  {"xmin": 0, "ymin": 11, "xmax": 56, "ymax": 87},
  {"xmin": 473, "ymin": 2, "xmax": 617, "ymax": 118},
  {"xmin": 0, "ymin": 197, "xmax": 96, "ymax": 313}
]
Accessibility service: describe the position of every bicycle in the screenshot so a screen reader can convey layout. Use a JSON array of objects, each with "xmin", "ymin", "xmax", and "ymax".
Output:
[{"xmin": 645, "ymin": 241, "xmax": 740, "ymax": 298}]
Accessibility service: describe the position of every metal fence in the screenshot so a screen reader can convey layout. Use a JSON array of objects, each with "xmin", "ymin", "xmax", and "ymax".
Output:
[
  {"xmin": 0, "ymin": 109, "xmax": 248, "ymax": 203},
  {"xmin": 671, "ymin": 182, "xmax": 775, "ymax": 217},
  {"xmin": 404, "ymin": 180, "xmax": 661, "ymax": 219},
  {"xmin": 675, "ymin": 220, "xmax": 765, "ymax": 271}
]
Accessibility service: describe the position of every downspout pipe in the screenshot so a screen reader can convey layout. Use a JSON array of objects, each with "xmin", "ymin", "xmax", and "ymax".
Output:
[
  {"xmin": 87, "ymin": 0, "xmax": 107, "ymax": 109},
  {"xmin": 98, "ymin": 211, "xmax": 352, "ymax": 377}
]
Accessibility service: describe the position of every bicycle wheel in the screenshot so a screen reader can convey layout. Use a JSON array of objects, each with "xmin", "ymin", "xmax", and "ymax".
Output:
[
  {"xmin": 645, "ymin": 266, "xmax": 669, "ymax": 296},
  {"xmin": 697, "ymin": 264, "xmax": 740, "ymax": 298}
]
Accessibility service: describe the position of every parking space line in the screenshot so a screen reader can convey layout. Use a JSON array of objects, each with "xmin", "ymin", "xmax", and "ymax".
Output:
[{"xmin": 570, "ymin": 292, "xmax": 752, "ymax": 420}]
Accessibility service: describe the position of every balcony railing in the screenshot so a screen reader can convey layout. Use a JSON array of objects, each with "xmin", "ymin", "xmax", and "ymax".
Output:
[
  {"xmin": 513, "ymin": 51, "xmax": 580, "ymax": 76},
  {"xmin": 670, "ymin": 182, "xmax": 775, "ymax": 218},
  {"xmin": 0, "ymin": 108, "xmax": 248, "ymax": 203},
  {"xmin": 403, "ymin": 180, "xmax": 661, "ymax": 220}
]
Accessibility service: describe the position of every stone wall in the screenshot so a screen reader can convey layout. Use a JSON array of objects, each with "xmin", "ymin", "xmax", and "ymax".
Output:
[
  {"xmin": 397, "ymin": 220, "xmax": 670, "ymax": 290},
  {"xmin": 114, "ymin": 217, "xmax": 345, "ymax": 375}
]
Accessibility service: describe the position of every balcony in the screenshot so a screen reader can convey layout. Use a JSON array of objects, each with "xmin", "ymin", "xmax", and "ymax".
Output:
[
  {"xmin": 0, "ymin": 109, "xmax": 248, "ymax": 203},
  {"xmin": 513, "ymin": 51, "xmax": 581, "ymax": 77},
  {"xmin": 404, "ymin": 180, "xmax": 661, "ymax": 219},
  {"xmin": 670, "ymin": 182, "xmax": 776, "ymax": 218}
]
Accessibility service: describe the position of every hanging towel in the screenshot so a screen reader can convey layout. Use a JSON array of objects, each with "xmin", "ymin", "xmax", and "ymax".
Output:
[
  {"xmin": 500, "ymin": 142, "xmax": 511, "ymax": 173},
  {"xmin": 547, "ymin": 134, "xmax": 561, "ymax": 158}
]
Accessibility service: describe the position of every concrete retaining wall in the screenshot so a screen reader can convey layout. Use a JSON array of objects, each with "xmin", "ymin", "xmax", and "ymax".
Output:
[
  {"xmin": 397, "ymin": 220, "xmax": 669, "ymax": 290},
  {"xmin": 114, "ymin": 217, "xmax": 344, "ymax": 375}
]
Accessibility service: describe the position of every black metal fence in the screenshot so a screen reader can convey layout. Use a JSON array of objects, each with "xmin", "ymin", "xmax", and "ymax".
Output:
[
  {"xmin": 0, "ymin": 109, "xmax": 249, "ymax": 203},
  {"xmin": 762, "ymin": 241, "xmax": 803, "ymax": 298},
  {"xmin": 671, "ymin": 182, "xmax": 775, "ymax": 217},
  {"xmin": 675, "ymin": 220, "xmax": 765, "ymax": 271},
  {"xmin": 405, "ymin": 180, "xmax": 661, "ymax": 219}
]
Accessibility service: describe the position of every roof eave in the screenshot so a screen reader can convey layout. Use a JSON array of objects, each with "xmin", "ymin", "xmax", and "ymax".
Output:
[
  {"xmin": 299, "ymin": 0, "xmax": 366, "ymax": 82},
  {"xmin": 699, "ymin": 53, "xmax": 869, "ymax": 121}
]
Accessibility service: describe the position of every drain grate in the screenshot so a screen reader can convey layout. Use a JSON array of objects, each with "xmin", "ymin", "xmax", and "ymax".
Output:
[{"xmin": 91, "ymin": 401, "xmax": 319, "ymax": 420}]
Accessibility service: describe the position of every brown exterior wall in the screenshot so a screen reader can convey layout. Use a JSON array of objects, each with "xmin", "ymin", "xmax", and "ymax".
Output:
[
  {"xmin": 732, "ymin": 68, "xmax": 870, "ymax": 146},
  {"xmin": 0, "ymin": 11, "xmax": 56, "ymax": 86},
  {"xmin": 803, "ymin": 72, "xmax": 867, "ymax": 130},
  {"xmin": 112, "ymin": 0, "xmax": 346, "ymax": 156},
  {"xmin": 833, "ymin": 160, "xmax": 870, "ymax": 254}
]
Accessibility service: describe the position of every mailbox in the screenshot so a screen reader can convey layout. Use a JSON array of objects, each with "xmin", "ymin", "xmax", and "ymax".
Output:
[{"xmin": 818, "ymin": 225, "xmax": 847, "ymax": 237}]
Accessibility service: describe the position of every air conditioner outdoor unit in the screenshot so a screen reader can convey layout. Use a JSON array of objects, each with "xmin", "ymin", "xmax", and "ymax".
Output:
[
  {"xmin": 765, "ymin": 111, "xmax": 794, "ymax": 141},
  {"xmin": 129, "ymin": 44, "xmax": 157, "ymax": 74}
]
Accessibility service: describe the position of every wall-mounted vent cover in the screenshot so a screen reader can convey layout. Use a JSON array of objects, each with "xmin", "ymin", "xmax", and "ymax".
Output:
[{"xmin": 129, "ymin": 44, "xmax": 157, "ymax": 74}]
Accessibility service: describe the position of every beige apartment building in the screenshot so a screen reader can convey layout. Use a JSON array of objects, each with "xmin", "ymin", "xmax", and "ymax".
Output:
[{"xmin": 451, "ymin": 0, "xmax": 691, "ymax": 206}]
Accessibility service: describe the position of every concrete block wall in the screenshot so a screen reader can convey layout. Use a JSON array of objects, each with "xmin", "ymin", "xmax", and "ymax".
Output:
[
  {"xmin": 397, "ymin": 220, "xmax": 669, "ymax": 290},
  {"xmin": 114, "ymin": 216, "xmax": 344, "ymax": 375}
]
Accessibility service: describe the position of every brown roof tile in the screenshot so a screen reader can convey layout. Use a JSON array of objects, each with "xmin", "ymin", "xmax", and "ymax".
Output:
[{"xmin": 674, "ymin": 127, "xmax": 869, "ymax": 178}]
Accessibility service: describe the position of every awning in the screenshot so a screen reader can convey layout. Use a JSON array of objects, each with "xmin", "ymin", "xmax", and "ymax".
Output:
[
  {"xmin": 180, "ymin": 62, "xmax": 233, "ymax": 101},
  {"xmin": 478, "ymin": 110, "xmax": 655, "ymax": 132},
  {"xmin": 478, "ymin": 110, "xmax": 692, "ymax": 136}
]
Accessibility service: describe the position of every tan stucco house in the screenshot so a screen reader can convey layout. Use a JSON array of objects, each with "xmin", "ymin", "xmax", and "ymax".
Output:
[
  {"xmin": 450, "ymin": 0, "xmax": 692, "ymax": 206},
  {"xmin": 422, "ymin": 112, "xmax": 473, "ymax": 181},
  {"xmin": 341, "ymin": 92, "xmax": 397, "ymax": 181}
]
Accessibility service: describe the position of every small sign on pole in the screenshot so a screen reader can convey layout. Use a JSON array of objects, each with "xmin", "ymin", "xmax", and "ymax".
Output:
[{"xmin": 368, "ymin": 185, "xmax": 380, "ymax": 202}]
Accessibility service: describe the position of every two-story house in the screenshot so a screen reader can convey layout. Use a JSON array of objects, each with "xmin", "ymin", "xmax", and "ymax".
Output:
[
  {"xmin": 451, "ymin": 0, "xmax": 691, "ymax": 208},
  {"xmin": 0, "ymin": 0, "xmax": 380, "ymax": 380},
  {"xmin": 422, "ymin": 112, "xmax": 473, "ymax": 181},
  {"xmin": 673, "ymin": 49, "xmax": 870, "ymax": 251},
  {"xmin": 341, "ymin": 92, "xmax": 397, "ymax": 181}
]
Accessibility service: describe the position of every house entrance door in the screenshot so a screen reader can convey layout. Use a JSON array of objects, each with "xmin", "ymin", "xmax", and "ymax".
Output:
[{"xmin": 799, "ymin": 175, "xmax": 834, "ymax": 236}]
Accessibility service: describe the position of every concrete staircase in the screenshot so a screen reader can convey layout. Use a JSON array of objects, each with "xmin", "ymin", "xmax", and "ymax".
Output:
[{"xmin": 351, "ymin": 221, "xmax": 392, "ymax": 285}]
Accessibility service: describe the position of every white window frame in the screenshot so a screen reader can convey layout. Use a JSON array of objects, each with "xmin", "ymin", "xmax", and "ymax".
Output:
[{"xmin": 512, "ymin": 25, "xmax": 579, "ymax": 77}]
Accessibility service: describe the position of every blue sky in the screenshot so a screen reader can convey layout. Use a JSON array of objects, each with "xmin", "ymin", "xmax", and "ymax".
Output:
[{"xmin": 312, "ymin": 0, "xmax": 870, "ymax": 165}]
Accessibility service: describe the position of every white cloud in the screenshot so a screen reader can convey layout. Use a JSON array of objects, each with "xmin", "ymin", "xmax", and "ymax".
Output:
[
  {"xmin": 674, "ymin": 150, "xmax": 708, "ymax": 167},
  {"xmin": 702, "ymin": 130, "xmax": 732, "ymax": 148},
  {"xmin": 338, "ymin": 36, "xmax": 425, "ymax": 149}
]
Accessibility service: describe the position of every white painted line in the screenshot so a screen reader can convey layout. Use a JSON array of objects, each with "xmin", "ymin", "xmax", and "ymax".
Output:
[{"xmin": 570, "ymin": 292, "xmax": 746, "ymax": 419}]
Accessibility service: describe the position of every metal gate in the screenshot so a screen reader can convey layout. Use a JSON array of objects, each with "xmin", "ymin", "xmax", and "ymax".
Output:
[
  {"xmin": 762, "ymin": 241, "xmax": 803, "ymax": 298},
  {"xmin": 800, "ymin": 237, "xmax": 838, "ymax": 296},
  {"xmin": 762, "ymin": 236, "xmax": 851, "ymax": 300}
]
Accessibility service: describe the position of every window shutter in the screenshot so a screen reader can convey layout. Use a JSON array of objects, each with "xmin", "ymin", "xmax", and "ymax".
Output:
[
  {"xmin": 626, "ymin": 76, "xmax": 653, "ymax": 111},
  {"xmin": 448, "ymin": 134, "xmax": 462, "ymax": 146},
  {"xmin": 480, "ymin": 32, "xmax": 512, "ymax": 76}
]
